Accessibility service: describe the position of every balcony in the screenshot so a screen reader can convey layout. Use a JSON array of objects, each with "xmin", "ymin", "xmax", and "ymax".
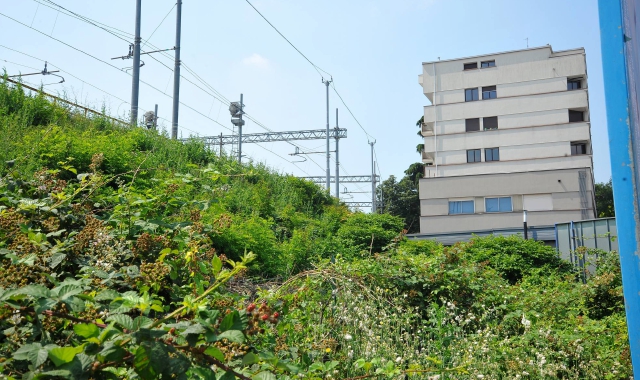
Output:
[
  {"xmin": 422, "ymin": 122, "xmax": 434, "ymax": 136},
  {"xmin": 422, "ymin": 151, "xmax": 434, "ymax": 165}
]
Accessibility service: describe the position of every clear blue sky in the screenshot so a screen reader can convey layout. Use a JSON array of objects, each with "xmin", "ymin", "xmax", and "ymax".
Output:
[{"xmin": 0, "ymin": 0, "xmax": 610, "ymax": 205}]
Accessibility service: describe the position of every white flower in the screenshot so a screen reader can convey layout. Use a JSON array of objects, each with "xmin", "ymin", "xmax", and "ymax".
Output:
[
  {"xmin": 477, "ymin": 375, "xmax": 484, "ymax": 379},
  {"xmin": 521, "ymin": 313, "xmax": 531, "ymax": 329},
  {"xmin": 344, "ymin": 334, "xmax": 353, "ymax": 340},
  {"xmin": 395, "ymin": 356, "xmax": 402, "ymax": 363}
]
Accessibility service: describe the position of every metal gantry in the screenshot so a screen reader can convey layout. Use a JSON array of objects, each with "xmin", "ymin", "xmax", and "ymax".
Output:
[
  {"xmin": 301, "ymin": 175, "xmax": 379, "ymax": 184},
  {"xmin": 187, "ymin": 128, "xmax": 347, "ymax": 147}
]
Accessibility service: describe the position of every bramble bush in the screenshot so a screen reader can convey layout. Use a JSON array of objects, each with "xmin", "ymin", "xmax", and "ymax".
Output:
[{"xmin": 0, "ymin": 78, "xmax": 632, "ymax": 379}]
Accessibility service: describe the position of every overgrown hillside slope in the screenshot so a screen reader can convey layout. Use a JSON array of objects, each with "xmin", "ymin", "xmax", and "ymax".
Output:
[{"xmin": 0, "ymin": 80, "xmax": 632, "ymax": 379}]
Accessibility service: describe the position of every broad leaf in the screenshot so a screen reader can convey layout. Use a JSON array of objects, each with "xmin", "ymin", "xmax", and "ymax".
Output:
[
  {"xmin": 53, "ymin": 284, "xmax": 82, "ymax": 301},
  {"xmin": 204, "ymin": 346, "xmax": 225, "ymax": 362},
  {"xmin": 17, "ymin": 284, "xmax": 51, "ymax": 299},
  {"xmin": 252, "ymin": 372, "xmax": 277, "ymax": 380},
  {"xmin": 242, "ymin": 352, "xmax": 259, "ymax": 366},
  {"xmin": 216, "ymin": 330, "xmax": 244, "ymax": 343},
  {"xmin": 48, "ymin": 346, "xmax": 81, "ymax": 367},
  {"xmin": 74, "ymin": 323, "xmax": 99, "ymax": 340},
  {"xmin": 211, "ymin": 256, "xmax": 222, "ymax": 276},
  {"xmin": 107, "ymin": 314, "xmax": 134, "ymax": 330}
]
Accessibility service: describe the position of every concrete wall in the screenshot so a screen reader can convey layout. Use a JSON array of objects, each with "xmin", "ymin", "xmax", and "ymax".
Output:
[{"xmin": 418, "ymin": 168, "xmax": 596, "ymax": 234}]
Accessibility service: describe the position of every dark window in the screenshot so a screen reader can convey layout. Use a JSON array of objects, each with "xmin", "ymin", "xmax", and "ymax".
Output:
[
  {"xmin": 567, "ymin": 79, "xmax": 582, "ymax": 90},
  {"xmin": 485, "ymin": 197, "xmax": 512, "ymax": 212},
  {"xmin": 483, "ymin": 116, "xmax": 498, "ymax": 130},
  {"xmin": 467, "ymin": 149, "xmax": 481, "ymax": 163},
  {"xmin": 481, "ymin": 60, "xmax": 496, "ymax": 68},
  {"xmin": 464, "ymin": 62, "xmax": 478, "ymax": 70},
  {"xmin": 485, "ymin": 147, "xmax": 500, "ymax": 161},
  {"xmin": 569, "ymin": 110, "xmax": 584, "ymax": 122},
  {"xmin": 571, "ymin": 142, "xmax": 587, "ymax": 155},
  {"xmin": 482, "ymin": 86, "xmax": 497, "ymax": 99},
  {"xmin": 465, "ymin": 118, "xmax": 480, "ymax": 132},
  {"xmin": 449, "ymin": 200, "xmax": 474, "ymax": 214},
  {"xmin": 465, "ymin": 88, "xmax": 479, "ymax": 102}
]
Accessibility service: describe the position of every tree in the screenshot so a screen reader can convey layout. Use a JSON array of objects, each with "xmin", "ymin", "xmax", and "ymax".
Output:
[
  {"xmin": 377, "ymin": 163, "xmax": 424, "ymax": 233},
  {"xmin": 595, "ymin": 179, "xmax": 615, "ymax": 217}
]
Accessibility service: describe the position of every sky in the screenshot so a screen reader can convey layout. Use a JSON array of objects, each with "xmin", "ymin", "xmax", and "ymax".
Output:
[{"xmin": 0, "ymin": 0, "xmax": 610, "ymax": 206}]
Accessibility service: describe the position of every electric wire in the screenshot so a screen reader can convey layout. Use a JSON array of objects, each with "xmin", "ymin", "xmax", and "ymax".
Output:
[
  {"xmin": 5, "ymin": 5, "xmax": 325, "ymax": 175},
  {"xmin": 25, "ymin": 2, "xmax": 322, "ymax": 167},
  {"xmin": 244, "ymin": 0, "xmax": 376, "ymax": 144},
  {"xmin": 244, "ymin": 0, "xmax": 332, "ymax": 79},
  {"xmin": 141, "ymin": 2, "xmax": 176, "ymax": 50}
]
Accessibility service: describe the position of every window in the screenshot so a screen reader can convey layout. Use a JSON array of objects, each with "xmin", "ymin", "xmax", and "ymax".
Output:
[
  {"xmin": 483, "ymin": 116, "xmax": 498, "ymax": 130},
  {"xmin": 569, "ymin": 110, "xmax": 584, "ymax": 122},
  {"xmin": 567, "ymin": 78, "xmax": 582, "ymax": 90},
  {"xmin": 485, "ymin": 197, "xmax": 512, "ymax": 213},
  {"xmin": 465, "ymin": 88, "xmax": 479, "ymax": 102},
  {"xmin": 467, "ymin": 149, "xmax": 481, "ymax": 163},
  {"xmin": 465, "ymin": 118, "xmax": 480, "ymax": 132},
  {"xmin": 485, "ymin": 147, "xmax": 500, "ymax": 162},
  {"xmin": 481, "ymin": 60, "xmax": 496, "ymax": 68},
  {"xmin": 449, "ymin": 200, "xmax": 474, "ymax": 214},
  {"xmin": 482, "ymin": 86, "xmax": 497, "ymax": 99},
  {"xmin": 571, "ymin": 142, "xmax": 587, "ymax": 155},
  {"xmin": 464, "ymin": 62, "xmax": 478, "ymax": 70}
]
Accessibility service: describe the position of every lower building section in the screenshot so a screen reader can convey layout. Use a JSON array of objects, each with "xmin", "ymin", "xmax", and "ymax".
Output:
[{"xmin": 418, "ymin": 168, "xmax": 596, "ymax": 235}]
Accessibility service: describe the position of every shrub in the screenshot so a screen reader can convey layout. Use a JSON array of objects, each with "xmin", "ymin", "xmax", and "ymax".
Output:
[
  {"xmin": 463, "ymin": 235, "xmax": 573, "ymax": 283},
  {"xmin": 336, "ymin": 212, "xmax": 404, "ymax": 256}
]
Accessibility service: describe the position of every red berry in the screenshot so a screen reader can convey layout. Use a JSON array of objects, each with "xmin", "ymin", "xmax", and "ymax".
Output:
[
  {"xmin": 260, "ymin": 314, "xmax": 269, "ymax": 321},
  {"xmin": 169, "ymin": 328, "xmax": 176, "ymax": 335},
  {"xmin": 273, "ymin": 312, "xmax": 280, "ymax": 318},
  {"xmin": 247, "ymin": 303, "xmax": 256, "ymax": 312}
]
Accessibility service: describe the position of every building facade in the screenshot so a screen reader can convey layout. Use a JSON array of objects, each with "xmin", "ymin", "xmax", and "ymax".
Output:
[{"xmin": 417, "ymin": 46, "xmax": 596, "ymax": 236}]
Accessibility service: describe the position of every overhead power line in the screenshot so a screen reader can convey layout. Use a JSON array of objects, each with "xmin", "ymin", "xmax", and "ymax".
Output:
[
  {"xmin": 244, "ymin": 0, "xmax": 376, "ymax": 143},
  {"xmin": 4, "ymin": 5, "xmax": 327, "ymax": 176}
]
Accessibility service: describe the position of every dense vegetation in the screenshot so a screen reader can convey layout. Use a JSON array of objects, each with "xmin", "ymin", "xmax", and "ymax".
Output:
[{"xmin": 0, "ymin": 79, "xmax": 632, "ymax": 379}]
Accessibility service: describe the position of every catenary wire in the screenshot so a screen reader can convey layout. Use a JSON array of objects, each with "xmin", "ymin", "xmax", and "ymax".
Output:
[
  {"xmin": 5, "ymin": 6, "xmax": 327, "ymax": 175},
  {"xmin": 20, "ymin": 2, "xmax": 326, "ymax": 170}
]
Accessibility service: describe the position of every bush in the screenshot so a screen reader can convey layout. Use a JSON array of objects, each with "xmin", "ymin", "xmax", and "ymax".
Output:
[
  {"xmin": 463, "ymin": 235, "xmax": 573, "ymax": 283},
  {"xmin": 336, "ymin": 212, "xmax": 404, "ymax": 257}
]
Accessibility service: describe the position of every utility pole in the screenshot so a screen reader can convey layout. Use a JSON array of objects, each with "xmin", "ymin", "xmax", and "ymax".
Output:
[
  {"xmin": 171, "ymin": 0, "xmax": 182, "ymax": 139},
  {"xmin": 219, "ymin": 132, "xmax": 223, "ymax": 157},
  {"xmin": 323, "ymin": 78, "xmax": 332, "ymax": 192},
  {"xmin": 370, "ymin": 141, "xmax": 376, "ymax": 213},
  {"xmin": 130, "ymin": 0, "xmax": 142, "ymax": 125},
  {"xmin": 335, "ymin": 108, "xmax": 339, "ymax": 199},
  {"xmin": 153, "ymin": 104, "xmax": 158, "ymax": 128},
  {"xmin": 523, "ymin": 210, "xmax": 528, "ymax": 239}
]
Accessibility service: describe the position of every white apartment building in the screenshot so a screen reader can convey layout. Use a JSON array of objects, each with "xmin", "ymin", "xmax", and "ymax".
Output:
[{"xmin": 417, "ymin": 46, "xmax": 596, "ymax": 236}]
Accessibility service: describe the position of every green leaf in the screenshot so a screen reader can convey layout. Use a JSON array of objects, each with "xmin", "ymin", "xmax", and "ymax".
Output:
[
  {"xmin": 204, "ymin": 346, "xmax": 225, "ymax": 362},
  {"xmin": 17, "ymin": 284, "xmax": 51, "ymax": 299},
  {"xmin": 252, "ymin": 372, "xmax": 277, "ymax": 380},
  {"xmin": 48, "ymin": 346, "xmax": 81, "ymax": 367},
  {"xmin": 242, "ymin": 352, "xmax": 259, "ymax": 366},
  {"xmin": 211, "ymin": 256, "xmax": 222, "ymax": 276},
  {"xmin": 219, "ymin": 310, "xmax": 245, "ymax": 332},
  {"xmin": 216, "ymin": 330, "xmax": 244, "ymax": 343},
  {"xmin": 48, "ymin": 251, "xmax": 67, "ymax": 268},
  {"xmin": 98, "ymin": 341, "xmax": 127, "ymax": 362},
  {"xmin": 181, "ymin": 323, "xmax": 206, "ymax": 336},
  {"xmin": 13, "ymin": 343, "xmax": 41, "ymax": 361},
  {"xmin": 133, "ymin": 342, "xmax": 169, "ymax": 380},
  {"xmin": 74, "ymin": 323, "xmax": 99, "ymax": 339},
  {"xmin": 53, "ymin": 284, "xmax": 82, "ymax": 301},
  {"xmin": 95, "ymin": 289, "xmax": 120, "ymax": 301},
  {"xmin": 107, "ymin": 314, "xmax": 135, "ymax": 330},
  {"xmin": 34, "ymin": 298, "xmax": 57, "ymax": 314}
]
